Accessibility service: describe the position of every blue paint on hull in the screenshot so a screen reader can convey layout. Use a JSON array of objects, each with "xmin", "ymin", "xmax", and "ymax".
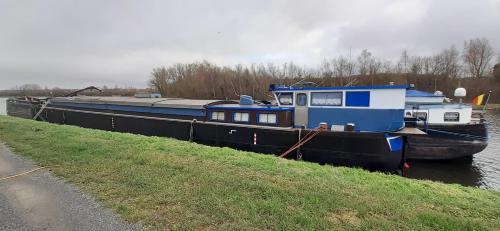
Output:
[
  {"xmin": 384, "ymin": 134, "xmax": 403, "ymax": 152},
  {"xmin": 307, "ymin": 108, "xmax": 404, "ymax": 132}
]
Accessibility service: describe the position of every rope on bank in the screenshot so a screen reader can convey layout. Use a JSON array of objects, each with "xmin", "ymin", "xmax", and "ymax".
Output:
[{"xmin": 0, "ymin": 167, "xmax": 46, "ymax": 182}]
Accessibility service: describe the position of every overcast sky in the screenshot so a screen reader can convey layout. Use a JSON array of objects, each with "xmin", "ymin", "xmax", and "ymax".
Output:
[{"xmin": 1, "ymin": 0, "xmax": 499, "ymax": 89}]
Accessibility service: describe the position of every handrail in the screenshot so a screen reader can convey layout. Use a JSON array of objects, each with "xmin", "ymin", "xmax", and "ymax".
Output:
[{"xmin": 425, "ymin": 128, "xmax": 489, "ymax": 141}]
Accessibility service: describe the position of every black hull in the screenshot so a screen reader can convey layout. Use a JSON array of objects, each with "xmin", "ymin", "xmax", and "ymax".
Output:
[
  {"xmin": 6, "ymin": 98, "xmax": 38, "ymax": 119},
  {"xmin": 406, "ymin": 123, "xmax": 488, "ymax": 160},
  {"xmin": 28, "ymin": 106, "xmax": 403, "ymax": 171}
]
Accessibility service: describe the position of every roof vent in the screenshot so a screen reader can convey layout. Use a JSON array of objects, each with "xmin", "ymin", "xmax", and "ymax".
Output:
[{"xmin": 239, "ymin": 95, "xmax": 253, "ymax": 105}]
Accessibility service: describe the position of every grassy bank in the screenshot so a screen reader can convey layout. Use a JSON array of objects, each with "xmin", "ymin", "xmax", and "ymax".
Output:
[
  {"xmin": 474, "ymin": 104, "xmax": 500, "ymax": 110},
  {"xmin": 0, "ymin": 116, "xmax": 499, "ymax": 230}
]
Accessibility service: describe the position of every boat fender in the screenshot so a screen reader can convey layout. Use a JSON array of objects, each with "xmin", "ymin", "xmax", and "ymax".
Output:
[
  {"xmin": 319, "ymin": 122, "xmax": 328, "ymax": 130},
  {"xmin": 346, "ymin": 123, "xmax": 355, "ymax": 132}
]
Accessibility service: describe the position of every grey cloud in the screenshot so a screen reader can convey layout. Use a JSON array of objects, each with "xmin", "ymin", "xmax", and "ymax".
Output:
[{"xmin": 0, "ymin": 0, "xmax": 499, "ymax": 89}]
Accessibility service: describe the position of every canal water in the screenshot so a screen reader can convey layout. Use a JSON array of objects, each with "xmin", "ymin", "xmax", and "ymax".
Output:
[
  {"xmin": 0, "ymin": 98, "xmax": 498, "ymax": 190},
  {"xmin": 406, "ymin": 110, "xmax": 500, "ymax": 190},
  {"xmin": 0, "ymin": 98, "xmax": 6, "ymax": 115}
]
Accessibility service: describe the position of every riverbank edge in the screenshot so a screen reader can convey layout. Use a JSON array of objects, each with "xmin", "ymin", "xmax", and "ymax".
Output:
[
  {"xmin": 0, "ymin": 116, "xmax": 499, "ymax": 230},
  {"xmin": 473, "ymin": 103, "xmax": 500, "ymax": 110}
]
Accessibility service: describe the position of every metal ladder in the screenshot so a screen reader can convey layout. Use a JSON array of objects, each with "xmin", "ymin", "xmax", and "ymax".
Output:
[{"xmin": 32, "ymin": 100, "xmax": 49, "ymax": 120}]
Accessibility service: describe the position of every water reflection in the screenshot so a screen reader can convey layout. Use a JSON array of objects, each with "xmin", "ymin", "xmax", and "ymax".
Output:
[
  {"xmin": 406, "ymin": 158, "xmax": 483, "ymax": 186},
  {"xmin": 406, "ymin": 110, "xmax": 500, "ymax": 190}
]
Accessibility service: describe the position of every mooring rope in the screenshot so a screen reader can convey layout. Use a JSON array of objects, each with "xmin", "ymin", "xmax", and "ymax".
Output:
[
  {"xmin": 0, "ymin": 167, "xmax": 46, "ymax": 182},
  {"xmin": 279, "ymin": 127, "xmax": 324, "ymax": 158}
]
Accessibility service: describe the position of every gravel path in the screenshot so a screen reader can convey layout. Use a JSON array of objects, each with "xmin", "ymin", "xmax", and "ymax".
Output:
[{"xmin": 0, "ymin": 143, "xmax": 140, "ymax": 231}]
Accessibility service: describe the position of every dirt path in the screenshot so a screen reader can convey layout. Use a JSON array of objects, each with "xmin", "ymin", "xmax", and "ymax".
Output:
[{"xmin": 0, "ymin": 143, "xmax": 139, "ymax": 231}]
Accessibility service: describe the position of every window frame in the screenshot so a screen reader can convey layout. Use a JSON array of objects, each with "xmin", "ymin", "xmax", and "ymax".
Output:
[
  {"xmin": 444, "ymin": 112, "xmax": 460, "ymax": 122},
  {"xmin": 210, "ymin": 111, "xmax": 225, "ymax": 121},
  {"xmin": 277, "ymin": 92, "xmax": 294, "ymax": 106},
  {"xmin": 258, "ymin": 113, "xmax": 277, "ymax": 125},
  {"xmin": 296, "ymin": 93, "xmax": 307, "ymax": 106},
  {"xmin": 233, "ymin": 112, "xmax": 250, "ymax": 123},
  {"xmin": 310, "ymin": 91, "xmax": 343, "ymax": 106},
  {"xmin": 413, "ymin": 112, "xmax": 428, "ymax": 121}
]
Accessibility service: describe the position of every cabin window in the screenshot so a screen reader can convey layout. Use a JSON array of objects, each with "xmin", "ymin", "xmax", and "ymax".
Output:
[
  {"xmin": 211, "ymin": 111, "xmax": 225, "ymax": 121},
  {"xmin": 259, "ymin": 113, "xmax": 277, "ymax": 124},
  {"xmin": 296, "ymin": 93, "xmax": 307, "ymax": 106},
  {"xmin": 444, "ymin": 112, "xmax": 459, "ymax": 122},
  {"xmin": 233, "ymin": 112, "xmax": 249, "ymax": 122},
  {"xmin": 311, "ymin": 92, "xmax": 342, "ymax": 106},
  {"xmin": 413, "ymin": 112, "xmax": 427, "ymax": 121},
  {"xmin": 278, "ymin": 93, "xmax": 293, "ymax": 105}
]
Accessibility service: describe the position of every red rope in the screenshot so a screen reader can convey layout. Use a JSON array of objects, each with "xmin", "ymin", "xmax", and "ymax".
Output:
[{"xmin": 279, "ymin": 128, "xmax": 324, "ymax": 158}]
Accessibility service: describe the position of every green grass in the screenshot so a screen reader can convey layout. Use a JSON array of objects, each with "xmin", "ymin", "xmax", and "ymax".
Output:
[{"xmin": 0, "ymin": 116, "xmax": 499, "ymax": 230}]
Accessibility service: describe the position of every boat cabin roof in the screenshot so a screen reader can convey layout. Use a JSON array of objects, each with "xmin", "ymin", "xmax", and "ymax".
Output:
[
  {"xmin": 51, "ymin": 96, "xmax": 235, "ymax": 109},
  {"xmin": 405, "ymin": 103, "xmax": 471, "ymax": 110},
  {"xmin": 270, "ymin": 84, "xmax": 408, "ymax": 92},
  {"xmin": 406, "ymin": 90, "xmax": 444, "ymax": 98},
  {"xmin": 207, "ymin": 104, "xmax": 293, "ymax": 111},
  {"xmin": 405, "ymin": 90, "xmax": 446, "ymax": 105}
]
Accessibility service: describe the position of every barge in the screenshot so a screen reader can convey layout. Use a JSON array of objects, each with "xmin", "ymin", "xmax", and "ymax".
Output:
[
  {"xmin": 404, "ymin": 89, "xmax": 488, "ymax": 160},
  {"xmin": 6, "ymin": 84, "xmax": 418, "ymax": 172}
]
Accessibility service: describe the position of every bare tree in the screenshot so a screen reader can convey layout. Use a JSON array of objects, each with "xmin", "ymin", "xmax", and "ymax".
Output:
[
  {"xmin": 409, "ymin": 56, "xmax": 424, "ymax": 74},
  {"xmin": 357, "ymin": 49, "xmax": 372, "ymax": 76},
  {"xmin": 396, "ymin": 50, "xmax": 410, "ymax": 73},
  {"xmin": 368, "ymin": 58, "xmax": 383, "ymax": 75},
  {"xmin": 494, "ymin": 62, "xmax": 500, "ymax": 81},
  {"xmin": 421, "ymin": 55, "xmax": 445, "ymax": 75},
  {"xmin": 15, "ymin": 83, "xmax": 43, "ymax": 96},
  {"xmin": 15, "ymin": 84, "xmax": 41, "ymax": 91},
  {"xmin": 149, "ymin": 67, "xmax": 170, "ymax": 96},
  {"xmin": 381, "ymin": 60, "xmax": 393, "ymax": 73},
  {"xmin": 332, "ymin": 56, "xmax": 356, "ymax": 86},
  {"xmin": 463, "ymin": 38, "xmax": 494, "ymax": 77},
  {"xmin": 146, "ymin": 36, "xmax": 497, "ymax": 100},
  {"xmin": 441, "ymin": 45, "xmax": 461, "ymax": 78}
]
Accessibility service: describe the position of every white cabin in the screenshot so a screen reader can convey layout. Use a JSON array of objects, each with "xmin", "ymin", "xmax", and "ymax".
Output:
[{"xmin": 405, "ymin": 89, "xmax": 473, "ymax": 125}]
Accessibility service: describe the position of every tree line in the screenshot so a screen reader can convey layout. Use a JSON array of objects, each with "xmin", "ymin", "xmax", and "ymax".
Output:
[
  {"xmin": 149, "ymin": 38, "xmax": 500, "ymax": 102},
  {"xmin": 2, "ymin": 38, "xmax": 499, "ymax": 103},
  {"xmin": 0, "ymin": 84, "xmax": 139, "ymax": 97}
]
